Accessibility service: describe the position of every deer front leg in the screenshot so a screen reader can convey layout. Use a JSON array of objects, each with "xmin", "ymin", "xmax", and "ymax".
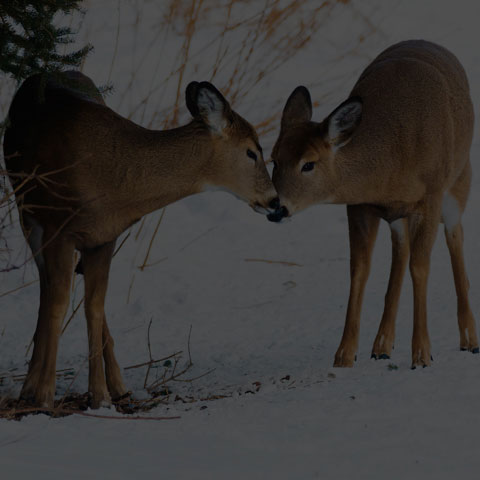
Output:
[
  {"xmin": 334, "ymin": 205, "xmax": 379, "ymax": 367},
  {"xmin": 408, "ymin": 199, "xmax": 442, "ymax": 368},
  {"xmin": 21, "ymin": 233, "xmax": 75, "ymax": 408},
  {"xmin": 82, "ymin": 241, "xmax": 119, "ymax": 408},
  {"xmin": 371, "ymin": 218, "xmax": 409, "ymax": 359}
]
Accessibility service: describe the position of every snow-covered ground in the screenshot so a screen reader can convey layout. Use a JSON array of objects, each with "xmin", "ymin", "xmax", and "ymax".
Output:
[{"xmin": 1, "ymin": 1, "xmax": 480, "ymax": 478}]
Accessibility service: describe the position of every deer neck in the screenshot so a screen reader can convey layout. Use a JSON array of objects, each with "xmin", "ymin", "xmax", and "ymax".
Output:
[
  {"xmin": 328, "ymin": 145, "xmax": 384, "ymax": 205},
  {"xmin": 114, "ymin": 121, "xmax": 213, "ymax": 219}
]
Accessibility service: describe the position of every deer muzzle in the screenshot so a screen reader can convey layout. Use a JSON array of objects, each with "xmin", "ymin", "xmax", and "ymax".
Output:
[{"xmin": 267, "ymin": 205, "xmax": 289, "ymax": 222}]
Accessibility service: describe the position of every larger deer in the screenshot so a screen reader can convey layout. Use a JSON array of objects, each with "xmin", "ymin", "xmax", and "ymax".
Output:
[
  {"xmin": 4, "ymin": 71, "xmax": 278, "ymax": 408},
  {"xmin": 268, "ymin": 40, "xmax": 479, "ymax": 368}
]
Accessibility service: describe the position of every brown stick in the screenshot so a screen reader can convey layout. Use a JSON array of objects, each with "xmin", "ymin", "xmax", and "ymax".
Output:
[
  {"xmin": 0, "ymin": 406, "xmax": 180, "ymax": 421},
  {"xmin": 124, "ymin": 351, "xmax": 183, "ymax": 370},
  {"xmin": 138, "ymin": 208, "xmax": 166, "ymax": 271},
  {"xmin": 143, "ymin": 318, "xmax": 154, "ymax": 389},
  {"xmin": 244, "ymin": 258, "xmax": 302, "ymax": 267},
  {"xmin": 0, "ymin": 279, "xmax": 38, "ymax": 299}
]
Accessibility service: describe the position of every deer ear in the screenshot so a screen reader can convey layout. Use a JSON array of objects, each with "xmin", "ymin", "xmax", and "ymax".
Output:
[
  {"xmin": 326, "ymin": 97, "xmax": 362, "ymax": 149},
  {"xmin": 185, "ymin": 81, "xmax": 201, "ymax": 117},
  {"xmin": 185, "ymin": 81, "xmax": 232, "ymax": 132},
  {"xmin": 281, "ymin": 86, "xmax": 312, "ymax": 128}
]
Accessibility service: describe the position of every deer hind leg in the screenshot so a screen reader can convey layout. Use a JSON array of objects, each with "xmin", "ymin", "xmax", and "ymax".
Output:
[
  {"xmin": 371, "ymin": 218, "xmax": 409, "ymax": 359},
  {"xmin": 19, "ymin": 214, "xmax": 47, "ymax": 400},
  {"xmin": 82, "ymin": 241, "xmax": 126, "ymax": 408},
  {"xmin": 102, "ymin": 314, "xmax": 127, "ymax": 400},
  {"xmin": 334, "ymin": 205, "xmax": 380, "ymax": 367},
  {"xmin": 408, "ymin": 197, "xmax": 442, "ymax": 368},
  {"xmin": 20, "ymin": 221, "xmax": 75, "ymax": 408},
  {"xmin": 442, "ymin": 172, "xmax": 479, "ymax": 353}
]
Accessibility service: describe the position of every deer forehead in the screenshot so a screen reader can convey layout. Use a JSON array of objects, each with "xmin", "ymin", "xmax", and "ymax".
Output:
[{"xmin": 277, "ymin": 131, "xmax": 328, "ymax": 167}]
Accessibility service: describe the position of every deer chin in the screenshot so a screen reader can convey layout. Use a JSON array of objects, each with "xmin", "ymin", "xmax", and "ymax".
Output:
[
  {"xmin": 252, "ymin": 204, "xmax": 270, "ymax": 215},
  {"xmin": 251, "ymin": 199, "xmax": 283, "ymax": 216}
]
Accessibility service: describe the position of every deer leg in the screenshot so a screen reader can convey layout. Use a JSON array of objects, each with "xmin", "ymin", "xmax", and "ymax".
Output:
[
  {"xmin": 442, "ymin": 163, "xmax": 479, "ymax": 353},
  {"xmin": 371, "ymin": 218, "xmax": 409, "ymax": 359},
  {"xmin": 102, "ymin": 314, "xmax": 128, "ymax": 400},
  {"xmin": 444, "ymin": 217, "xmax": 479, "ymax": 353},
  {"xmin": 82, "ymin": 241, "xmax": 123, "ymax": 408},
  {"xmin": 408, "ymin": 198, "xmax": 442, "ymax": 368},
  {"xmin": 334, "ymin": 205, "xmax": 380, "ymax": 367},
  {"xmin": 72, "ymin": 252, "xmax": 126, "ymax": 396},
  {"xmin": 19, "ymin": 214, "xmax": 47, "ymax": 400},
  {"xmin": 21, "ymin": 229, "xmax": 75, "ymax": 408}
]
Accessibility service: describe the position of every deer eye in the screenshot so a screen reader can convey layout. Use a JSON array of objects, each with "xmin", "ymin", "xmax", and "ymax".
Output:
[
  {"xmin": 301, "ymin": 162, "xmax": 315, "ymax": 173},
  {"xmin": 247, "ymin": 149, "xmax": 257, "ymax": 161}
]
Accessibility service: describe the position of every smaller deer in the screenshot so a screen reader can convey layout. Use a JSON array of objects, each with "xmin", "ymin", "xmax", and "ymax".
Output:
[
  {"xmin": 4, "ymin": 71, "xmax": 278, "ymax": 408},
  {"xmin": 268, "ymin": 40, "xmax": 479, "ymax": 368}
]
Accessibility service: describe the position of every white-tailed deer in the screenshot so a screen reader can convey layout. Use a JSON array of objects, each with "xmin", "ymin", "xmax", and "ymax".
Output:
[
  {"xmin": 268, "ymin": 40, "xmax": 479, "ymax": 368},
  {"xmin": 4, "ymin": 71, "xmax": 278, "ymax": 408}
]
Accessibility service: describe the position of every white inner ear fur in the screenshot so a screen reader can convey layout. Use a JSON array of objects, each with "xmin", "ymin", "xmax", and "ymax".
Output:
[
  {"xmin": 328, "ymin": 101, "xmax": 362, "ymax": 149},
  {"xmin": 197, "ymin": 88, "xmax": 226, "ymax": 132}
]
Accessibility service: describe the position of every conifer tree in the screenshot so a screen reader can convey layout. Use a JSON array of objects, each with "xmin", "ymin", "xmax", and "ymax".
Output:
[
  {"xmin": 0, "ymin": 0, "xmax": 91, "ymax": 82},
  {"xmin": 0, "ymin": 1, "xmax": 92, "ymax": 247}
]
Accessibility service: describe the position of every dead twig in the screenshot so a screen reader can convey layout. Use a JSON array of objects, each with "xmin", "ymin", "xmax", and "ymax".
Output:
[
  {"xmin": 113, "ymin": 231, "xmax": 131, "ymax": 258},
  {"xmin": 244, "ymin": 258, "xmax": 302, "ymax": 267},
  {"xmin": 177, "ymin": 226, "xmax": 218, "ymax": 253},
  {"xmin": 138, "ymin": 208, "xmax": 166, "ymax": 271},
  {"xmin": 124, "ymin": 351, "xmax": 183, "ymax": 371},
  {"xmin": 61, "ymin": 297, "xmax": 84, "ymax": 335},
  {"xmin": 143, "ymin": 318, "xmax": 154, "ymax": 388},
  {"xmin": 0, "ymin": 405, "xmax": 180, "ymax": 421},
  {"xmin": 173, "ymin": 368, "xmax": 215, "ymax": 383},
  {"xmin": 0, "ymin": 279, "xmax": 38, "ymax": 299},
  {"xmin": 0, "ymin": 368, "xmax": 74, "ymax": 384}
]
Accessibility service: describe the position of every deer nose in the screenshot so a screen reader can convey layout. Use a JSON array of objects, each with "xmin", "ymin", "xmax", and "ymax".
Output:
[
  {"xmin": 268, "ymin": 197, "xmax": 280, "ymax": 210},
  {"xmin": 267, "ymin": 206, "xmax": 289, "ymax": 223}
]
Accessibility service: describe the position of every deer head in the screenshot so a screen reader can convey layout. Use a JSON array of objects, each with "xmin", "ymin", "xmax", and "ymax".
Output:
[
  {"xmin": 268, "ymin": 86, "xmax": 362, "ymax": 221},
  {"xmin": 186, "ymin": 81, "xmax": 279, "ymax": 215}
]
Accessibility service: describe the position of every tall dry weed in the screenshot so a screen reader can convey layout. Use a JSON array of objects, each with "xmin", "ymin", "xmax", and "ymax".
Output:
[
  {"xmin": 0, "ymin": 0, "xmax": 378, "ymax": 335},
  {"xmin": 122, "ymin": 0, "xmax": 355, "ymax": 134}
]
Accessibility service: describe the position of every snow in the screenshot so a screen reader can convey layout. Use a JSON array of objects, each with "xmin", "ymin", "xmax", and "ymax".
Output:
[{"xmin": 1, "ymin": 0, "xmax": 480, "ymax": 478}]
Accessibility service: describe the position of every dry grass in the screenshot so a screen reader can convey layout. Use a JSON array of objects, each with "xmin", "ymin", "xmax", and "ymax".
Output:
[
  {"xmin": 0, "ymin": 0, "xmax": 371, "ymax": 279},
  {"xmin": 0, "ymin": 0, "xmax": 380, "ymax": 414},
  {"xmin": 0, "ymin": 323, "xmax": 214, "ymax": 419},
  {"xmin": 122, "ymin": 0, "xmax": 353, "ymax": 133}
]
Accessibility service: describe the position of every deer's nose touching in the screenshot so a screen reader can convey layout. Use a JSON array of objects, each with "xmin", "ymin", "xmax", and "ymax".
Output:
[
  {"xmin": 258, "ymin": 194, "xmax": 290, "ymax": 223},
  {"xmin": 268, "ymin": 197, "xmax": 280, "ymax": 210},
  {"xmin": 252, "ymin": 190, "xmax": 283, "ymax": 216},
  {"xmin": 267, "ymin": 206, "xmax": 289, "ymax": 223}
]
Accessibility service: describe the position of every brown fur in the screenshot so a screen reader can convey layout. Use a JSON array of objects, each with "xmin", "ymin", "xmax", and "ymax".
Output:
[
  {"xmin": 271, "ymin": 40, "xmax": 478, "ymax": 367},
  {"xmin": 4, "ymin": 71, "xmax": 277, "ymax": 408}
]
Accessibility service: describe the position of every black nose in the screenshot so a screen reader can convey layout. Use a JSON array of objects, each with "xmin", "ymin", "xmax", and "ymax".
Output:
[
  {"xmin": 269, "ymin": 197, "xmax": 280, "ymax": 210},
  {"xmin": 267, "ymin": 206, "xmax": 289, "ymax": 223}
]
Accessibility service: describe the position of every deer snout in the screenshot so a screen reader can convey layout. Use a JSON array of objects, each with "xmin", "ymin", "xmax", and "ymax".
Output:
[
  {"xmin": 267, "ymin": 205, "xmax": 289, "ymax": 223},
  {"xmin": 252, "ymin": 195, "xmax": 281, "ymax": 215},
  {"xmin": 268, "ymin": 197, "xmax": 280, "ymax": 210}
]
